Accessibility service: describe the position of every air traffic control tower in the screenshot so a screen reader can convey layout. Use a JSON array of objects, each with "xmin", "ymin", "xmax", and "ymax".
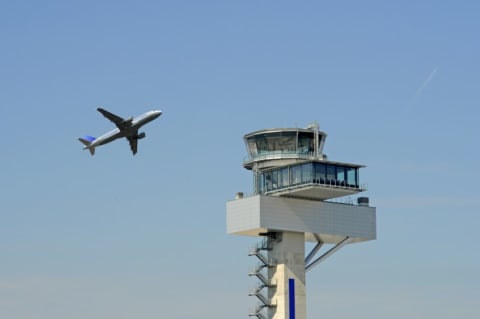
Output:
[{"xmin": 226, "ymin": 123, "xmax": 376, "ymax": 319}]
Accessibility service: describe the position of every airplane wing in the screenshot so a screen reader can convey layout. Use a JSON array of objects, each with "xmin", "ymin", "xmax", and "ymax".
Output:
[
  {"xmin": 97, "ymin": 108, "xmax": 132, "ymax": 130},
  {"xmin": 127, "ymin": 136, "xmax": 138, "ymax": 155}
]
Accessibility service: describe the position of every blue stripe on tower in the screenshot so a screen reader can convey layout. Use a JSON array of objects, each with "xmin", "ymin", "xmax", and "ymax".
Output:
[{"xmin": 289, "ymin": 278, "xmax": 295, "ymax": 319}]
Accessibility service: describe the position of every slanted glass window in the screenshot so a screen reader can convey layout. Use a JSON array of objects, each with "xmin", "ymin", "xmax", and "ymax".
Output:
[
  {"xmin": 301, "ymin": 163, "xmax": 313, "ymax": 183},
  {"xmin": 318, "ymin": 135, "xmax": 325, "ymax": 149},
  {"xmin": 275, "ymin": 132, "xmax": 297, "ymax": 153},
  {"xmin": 247, "ymin": 140, "xmax": 258, "ymax": 157},
  {"xmin": 281, "ymin": 167, "xmax": 289, "ymax": 187},
  {"xmin": 256, "ymin": 137, "xmax": 269, "ymax": 155},
  {"xmin": 291, "ymin": 165, "xmax": 302, "ymax": 185},
  {"xmin": 257, "ymin": 173, "xmax": 265, "ymax": 194},
  {"xmin": 261, "ymin": 132, "xmax": 296, "ymax": 153},
  {"xmin": 314, "ymin": 163, "xmax": 326, "ymax": 184},
  {"xmin": 346, "ymin": 167, "xmax": 358, "ymax": 188},
  {"xmin": 271, "ymin": 170, "xmax": 280, "ymax": 190},
  {"xmin": 326, "ymin": 165, "xmax": 336, "ymax": 185},
  {"xmin": 336, "ymin": 166, "xmax": 345, "ymax": 186},
  {"xmin": 264, "ymin": 171, "xmax": 272, "ymax": 191},
  {"xmin": 298, "ymin": 132, "xmax": 314, "ymax": 154}
]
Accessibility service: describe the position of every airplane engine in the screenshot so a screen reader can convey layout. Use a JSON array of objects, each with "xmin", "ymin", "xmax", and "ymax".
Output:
[{"xmin": 136, "ymin": 132, "xmax": 146, "ymax": 139}]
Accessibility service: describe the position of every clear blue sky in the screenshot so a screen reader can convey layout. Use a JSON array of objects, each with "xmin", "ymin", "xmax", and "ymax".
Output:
[{"xmin": 1, "ymin": 1, "xmax": 479, "ymax": 318}]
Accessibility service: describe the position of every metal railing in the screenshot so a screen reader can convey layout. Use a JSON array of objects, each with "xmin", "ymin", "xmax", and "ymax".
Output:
[
  {"xmin": 263, "ymin": 178, "xmax": 366, "ymax": 195},
  {"xmin": 244, "ymin": 150, "xmax": 317, "ymax": 164}
]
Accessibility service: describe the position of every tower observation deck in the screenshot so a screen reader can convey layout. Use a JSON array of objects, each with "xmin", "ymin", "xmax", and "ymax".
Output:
[
  {"xmin": 226, "ymin": 123, "xmax": 376, "ymax": 319},
  {"xmin": 244, "ymin": 124, "xmax": 365, "ymax": 200}
]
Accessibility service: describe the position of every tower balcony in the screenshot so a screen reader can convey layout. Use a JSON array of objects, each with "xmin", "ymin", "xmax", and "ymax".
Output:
[
  {"xmin": 243, "ymin": 150, "xmax": 323, "ymax": 170},
  {"xmin": 255, "ymin": 160, "xmax": 365, "ymax": 200}
]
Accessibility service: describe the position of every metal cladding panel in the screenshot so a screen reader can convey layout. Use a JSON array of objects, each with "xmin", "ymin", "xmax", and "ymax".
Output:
[
  {"xmin": 227, "ymin": 195, "xmax": 376, "ymax": 243},
  {"xmin": 226, "ymin": 196, "xmax": 265, "ymax": 236}
]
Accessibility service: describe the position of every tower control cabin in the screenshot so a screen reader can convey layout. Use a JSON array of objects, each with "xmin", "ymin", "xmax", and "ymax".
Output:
[{"xmin": 226, "ymin": 123, "xmax": 376, "ymax": 319}]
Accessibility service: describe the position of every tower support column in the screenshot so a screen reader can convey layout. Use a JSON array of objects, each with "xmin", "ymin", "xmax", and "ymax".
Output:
[{"xmin": 268, "ymin": 232, "xmax": 306, "ymax": 319}]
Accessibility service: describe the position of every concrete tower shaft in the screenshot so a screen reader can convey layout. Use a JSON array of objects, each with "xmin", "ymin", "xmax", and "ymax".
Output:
[{"xmin": 267, "ymin": 232, "xmax": 306, "ymax": 319}]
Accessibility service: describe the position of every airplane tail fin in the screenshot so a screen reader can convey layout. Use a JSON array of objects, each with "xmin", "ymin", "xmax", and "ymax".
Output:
[{"xmin": 78, "ymin": 136, "xmax": 96, "ymax": 156}]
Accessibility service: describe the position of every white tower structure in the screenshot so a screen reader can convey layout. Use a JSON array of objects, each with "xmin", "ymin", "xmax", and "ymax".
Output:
[{"xmin": 226, "ymin": 123, "xmax": 376, "ymax": 319}]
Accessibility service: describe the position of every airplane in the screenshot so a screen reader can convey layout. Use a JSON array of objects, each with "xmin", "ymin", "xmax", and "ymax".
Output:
[{"xmin": 78, "ymin": 108, "xmax": 162, "ymax": 156}]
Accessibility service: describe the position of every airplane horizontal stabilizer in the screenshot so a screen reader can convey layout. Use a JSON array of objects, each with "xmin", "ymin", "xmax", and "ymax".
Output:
[
  {"xmin": 78, "ymin": 136, "xmax": 96, "ymax": 156},
  {"xmin": 78, "ymin": 138, "xmax": 91, "ymax": 147}
]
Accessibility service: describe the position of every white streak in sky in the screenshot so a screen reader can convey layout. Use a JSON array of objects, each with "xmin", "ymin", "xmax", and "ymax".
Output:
[{"xmin": 414, "ymin": 67, "xmax": 438, "ymax": 99}]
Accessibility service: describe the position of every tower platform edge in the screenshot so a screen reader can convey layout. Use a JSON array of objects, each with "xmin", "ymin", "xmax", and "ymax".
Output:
[{"xmin": 226, "ymin": 195, "xmax": 376, "ymax": 244}]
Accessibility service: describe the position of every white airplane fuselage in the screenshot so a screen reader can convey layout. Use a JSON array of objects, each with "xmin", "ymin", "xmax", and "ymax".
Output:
[
  {"xmin": 88, "ymin": 110, "xmax": 162, "ymax": 148},
  {"xmin": 79, "ymin": 109, "xmax": 162, "ymax": 155}
]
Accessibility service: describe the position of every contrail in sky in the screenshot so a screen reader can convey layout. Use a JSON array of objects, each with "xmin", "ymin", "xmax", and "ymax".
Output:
[{"xmin": 413, "ymin": 67, "xmax": 438, "ymax": 99}]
